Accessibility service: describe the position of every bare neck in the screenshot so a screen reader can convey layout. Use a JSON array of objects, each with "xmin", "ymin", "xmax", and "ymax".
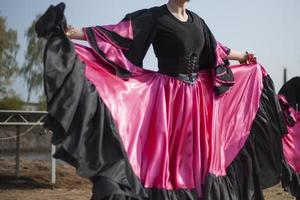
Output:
[{"xmin": 167, "ymin": 0, "xmax": 189, "ymax": 21}]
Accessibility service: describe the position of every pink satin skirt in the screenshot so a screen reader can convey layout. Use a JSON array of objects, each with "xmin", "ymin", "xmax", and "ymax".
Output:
[{"xmin": 75, "ymin": 44, "xmax": 264, "ymax": 195}]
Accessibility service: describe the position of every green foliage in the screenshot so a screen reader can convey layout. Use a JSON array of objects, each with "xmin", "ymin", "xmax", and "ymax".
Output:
[
  {"xmin": 20, "ymin": 14, "xmax": 46, "ymax": 102},
  {"xmin": 0, "ymin": 16, "xmax": 20, "ymax": 97},
  {"xmin": 0, "ymin": 96, "xmax": 24, "ymax": 110},
  {"xmin": 38, "ymin": 95, "xmax": 47, "ymax": 111}
]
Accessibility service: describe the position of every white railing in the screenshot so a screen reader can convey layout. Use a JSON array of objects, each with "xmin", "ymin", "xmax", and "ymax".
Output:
[{"xmin": 0, "ymin": 110, "xmax": 56, "ymax": 188}]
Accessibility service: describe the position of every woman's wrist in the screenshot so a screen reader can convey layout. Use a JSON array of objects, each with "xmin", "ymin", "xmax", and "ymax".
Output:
[
  {"xmin": 239, "ymin": 52, "xmax": 248, "ymax": 64},
  {"xmin": 239, "ymin": 51, "xmax": 257, "ymax": 64},
  {"xmin": 228, "ymin": 49, "xmax": 247, "ymax": 63},
  {"xmin": 65, "ymin": 25, "xmax": 75, "ymax": 37},
  {"xmin": 65, "ymin": 26, "xmax": 85, "ymax": 40}
]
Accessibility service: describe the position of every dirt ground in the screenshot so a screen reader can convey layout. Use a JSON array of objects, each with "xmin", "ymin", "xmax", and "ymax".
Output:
[{"xmin": 0, "ymin": 159, "xmax": 295, "ymax": 200}]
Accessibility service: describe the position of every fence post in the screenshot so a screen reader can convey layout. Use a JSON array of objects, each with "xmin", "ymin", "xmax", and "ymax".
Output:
[
  {"xmin": 283, "ymin": 68, "xmax": 287, "ymax": 84},
  {"xmin": 51, "ymin": 144, "xmax": 56, "ymax": 189},
  {"xmin": 15, "ymin": 126, "xmax": 20, "ymax": 179}
]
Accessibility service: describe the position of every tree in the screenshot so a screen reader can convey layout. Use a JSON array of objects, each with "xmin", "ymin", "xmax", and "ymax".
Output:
[
  {"xmin": 0, "ymin": 16, "xmax": 20, "ymax": 98},
  {"xmin": 20, "ymin": 15, "xmax": 46, "ymax": 102},
  {"xmin": 38, "ymin": 95, "xmax": 47, "ymax": 111},
  {"xmin": 0, "ymin": 95, "xmax": 24, "ymax": 110}
]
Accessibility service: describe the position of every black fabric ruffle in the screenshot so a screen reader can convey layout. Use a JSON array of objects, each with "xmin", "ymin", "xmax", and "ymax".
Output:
[
  {"xmin": 35, "ymin": 2, "xmax": 67, "ymax": 38},
  {"xmin": 281, "ymin": 160, "xmax": 300, "ymax": 198},
  {"xmin": 202, "ymin": 75, "xmax": 286, "ymax": 200},
  {"xmin": 213, "ymin": 60, "xmax": 234, "ymax": 96},
  {"xmin": 199, "ymin": 19, "xmax": 234, "ymax": 96},
  {"xmin": 278, "ymin": 76, "xmax": 300, "ymax": 110},
  {"xmin": 278, "ymin": 77, "xmax": 300, "ymax": 198},
  {"xmin": 251, "ymin": 76, "xmax": 287, "ymax": 188},
  {"xmin": 37, "ymin": 3, "xmax": 287, "ymax": 200},
  {"xmin": 37, "ymin": 4, "xmax": 147, "ymax": 199},
  {"xmin": 94, "ymin": 185, "xmax": 199, "ymax": 200}
]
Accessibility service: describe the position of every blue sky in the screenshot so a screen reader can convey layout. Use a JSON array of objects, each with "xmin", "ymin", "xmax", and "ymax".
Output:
[{"xmin": 1, "ymin": 0, "xmax": 300, "ymax": 102}]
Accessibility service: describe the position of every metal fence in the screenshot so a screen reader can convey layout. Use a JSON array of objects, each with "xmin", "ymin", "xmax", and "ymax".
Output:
[{"xmin": 0, "ymin": 110, "xmax": 57, "ymax": 187}]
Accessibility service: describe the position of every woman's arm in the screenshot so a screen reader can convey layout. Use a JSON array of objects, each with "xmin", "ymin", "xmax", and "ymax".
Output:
[
  {"xmin": 228, "ymin": 49, "xmax": 247, "ymax": 63},
  {"xmin": 228, "ymin": 49, "xmax": 256, "ymax": 64},
  {"xmin": 65, "ymin": 26, "xmax": 86, "ymax": 40}
]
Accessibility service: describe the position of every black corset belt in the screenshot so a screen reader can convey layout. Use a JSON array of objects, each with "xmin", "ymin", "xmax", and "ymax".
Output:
[{"xmin": 157, "ymin": 54, "xmax": 200, "ymax": 84}]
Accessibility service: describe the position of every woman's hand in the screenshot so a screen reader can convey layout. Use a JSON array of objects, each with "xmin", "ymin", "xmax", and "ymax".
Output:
[
  {"xmin": 239, "ymin": 52, "xmax": 257, "ymax": 64},
  {"xmin": 65, "ymin": 25, "xmax": 85, "ymax": 40},
  {"xmin": 228, "ymin": 50, "xmax": 257, "ymax": 64}
]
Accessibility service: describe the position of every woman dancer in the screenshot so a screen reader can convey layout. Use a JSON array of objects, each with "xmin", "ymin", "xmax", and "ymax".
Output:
[
  {"xmin": 36, "ymin": 1, "xmax": 286, "ymax": 199},
  {"xmin": 278, "ymin": 77, "xmax": 300, "ymax": 199}
]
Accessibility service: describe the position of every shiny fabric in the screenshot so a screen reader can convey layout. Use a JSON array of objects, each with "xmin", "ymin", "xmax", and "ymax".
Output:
[
  {"xmin": 84, "ymin": 8, "xmax": 234, "ymax": 95},
  {"xmin": 279, "ymin": 77, "xmax": 300, "ymax": 109},
  {"xmin": 279, "ymin": 95, "xmax": 297, "ymax": 126},
  {"xmin": 282, "ymin": 106, "xmax": 300, "ymax": 174},
  {"xmin": 75, "ymin": 43, "xmax": 264, "ymax": 194},
  {"xmin": 37, "ymin": 3, "xmax": 286, "ymax": 200},
  {"xmin": 281, "ymin": 161, "xmax": 300, "ymax": 198},
  {"xmin": 278, "ymin": 78, "xmax": 300, "ymax": 198}
]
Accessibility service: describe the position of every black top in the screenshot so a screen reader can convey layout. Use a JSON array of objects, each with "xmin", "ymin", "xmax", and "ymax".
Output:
[
  {"xmin": 84, "ymin": 4, "xmax": 232, "ymax": 93},
  {"xmin": 153, "ymin": 5, "xmax": 206, "ymax": 74},
  {"xmin": 126, "ymin": 5, "xmax": 208, "ymax": 74},
  {"xmin": 152, "ymin": 5, "xmax": 204, "ymax": 58}
]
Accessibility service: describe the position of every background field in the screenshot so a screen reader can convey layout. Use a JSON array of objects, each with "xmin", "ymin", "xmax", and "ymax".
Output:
[{"xmin": 0, "ymin": 159, "xmax": 295, "ymax": 200}]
